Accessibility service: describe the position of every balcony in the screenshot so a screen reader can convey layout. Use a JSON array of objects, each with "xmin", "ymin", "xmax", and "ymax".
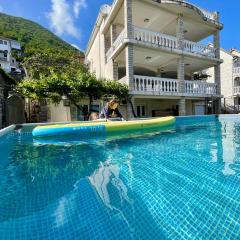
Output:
[
  {"xmin": 234, "ymin": 87, "xmax": 240, "ymax": 95},
  {"xmin": 106, "ymin": 30, "xmax": 126, "ymax": 60},
  {"xmin": 233, "ymin": 67, "xmax": 240, "ymax": 77},
  {"xmin": 0, "ymin": 56, "xmax": 7, "ymax": 62},
  {"xmin": 133, "ymin": 27, "xmax": 216, "ymax": 59},
  {"xmin": 131, "ymin": 75, "xmax": 217, "ymax": 97},
  {"xmin": 185, "ymin": 80, "xmax": 217, "ymax": 96},
  {"xmin": 182, "ymin": 1, "xmax": 218, "ymax": 21},
  {"xmin": 106, "ymin": 26, "xmax": 217, "ymax": 61}
]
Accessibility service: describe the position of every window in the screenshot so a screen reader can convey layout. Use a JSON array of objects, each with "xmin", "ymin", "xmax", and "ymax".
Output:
[
  {"xmin": 234, "ymin": 97, "xmax": 240, "ymax": 106},
  {"xmin": 12, "ymin": 59, "xmax": 15, "ymax": 63},
  {"xmin": 0, "ymin": 40, "xmax": 3, "ymax": 45},
  {"xmin": 3, "ymin": 41, "xmax": 7, "ymax": 45},
  {"xmin": 137, "ymin": 105, "xmax": 146, "ymax": 118},
  {"xmin": 71, "ymin": 105, "xmax": 87, "ymax": 121}
]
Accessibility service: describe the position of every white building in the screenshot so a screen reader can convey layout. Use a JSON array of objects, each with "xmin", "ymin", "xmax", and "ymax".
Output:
[
  {"xmin": 0, "ymin": 36, "xmax": 21, "ymax": 74},
  {"xmin": 85, "ymin": 0, "xmax": 223, "ymax": 118},
  {"xmin": 206, "ymin": 49, "xmax": 240, "ymax": 113}
]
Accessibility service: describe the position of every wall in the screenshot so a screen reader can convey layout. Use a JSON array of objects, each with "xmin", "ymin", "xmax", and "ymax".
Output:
[
  {"xmin": 6, "ymin": 95, "xmax": 25, "ymax": 125},
  {"xmin": 206, "ymin": 49, "xmax": 234, "ymax": 105},
  {"xmin": 48, "ymin": 101, "xmax": 71, "ymax": 123},
  {"xmin": 134, "ymin": 98, "xmax": 179, "ymax": 117},
  {"xmin": 0, "ymin": 61, "xmax": 11, "ymax": 73},
  {"xmin": 86, "ymin": 19, "xmax": 111, "ymax": 80}
]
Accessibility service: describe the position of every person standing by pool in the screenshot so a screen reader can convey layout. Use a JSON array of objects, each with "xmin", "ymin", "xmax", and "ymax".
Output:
[{"xmin": 100, "ymin": 99, "xmax": 123, "ymax": 120}]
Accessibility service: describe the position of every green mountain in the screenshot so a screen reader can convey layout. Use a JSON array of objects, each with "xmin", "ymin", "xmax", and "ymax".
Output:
[{"xmin": 0, "ymin": 12, "xmax": 82, "ymax": 58}]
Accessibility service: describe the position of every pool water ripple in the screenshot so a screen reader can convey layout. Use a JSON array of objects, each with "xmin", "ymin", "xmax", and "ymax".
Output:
[{"xmin": 0, "ymin": 118, "xmax": 240, "ymax": 239}]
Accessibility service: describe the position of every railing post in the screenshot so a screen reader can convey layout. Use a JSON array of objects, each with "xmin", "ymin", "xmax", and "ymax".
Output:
[
  {"xmin": 176, "ymin": 14, "xmax": 185, "ymax": 51},
  {"xmin": 176, "ymin": 14, "xmax": 186, "ymax": 115},
  {"xmin": 213, "ymin": 14, "xmax": 221, "ymax": 113}
]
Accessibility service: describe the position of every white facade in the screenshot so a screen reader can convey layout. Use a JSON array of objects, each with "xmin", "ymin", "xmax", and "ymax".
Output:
[
  {"xmin": 85, "ymin": 0, "xmax": 223, "ymax": 118},
  {"xmin": 205, "ymin": 49, "xmax": 240, "ymax": 113},
  {"xmin": 0, "ymin": 37, "xmax": 21, "ymax": 73}
]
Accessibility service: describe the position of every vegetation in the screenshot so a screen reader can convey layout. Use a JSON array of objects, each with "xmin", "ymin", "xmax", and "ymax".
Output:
[
  {"xmin": 17, "ymin": 67, "xmax": 129, "ymax": 117},
  {"xmin": 0, "ymin": 68, "xmax": 16, "ymax": 85},
  {"xmin": 0, "ymin": 12, "xmax": 129, "ymax": 118},
  {"xmin": 0, "ymin": 13, "xmax": 80, "ymax": 58}
]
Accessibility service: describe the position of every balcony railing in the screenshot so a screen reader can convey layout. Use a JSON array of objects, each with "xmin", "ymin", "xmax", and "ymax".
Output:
[
  {"xmin": 234, "ymin": 86, "xmax": 240, "ymax": 95},
  {"xmin": 0, "ymin": 56, "xmax": 7, "ymax": 62},
  {"xmin": 133, "ymin": 27, "xmax": 178, "ymax": 50},
  {"xmin": 185, "ymin": 80, "xmax": 217, "ymax": 95},
  {"xmin": 233, "ymin": 67, "xmax": 240, "ymax": 77},
  {"xmin": 106, "ymin": 29, "xmax": 126, "ymax": 60},
  {"xmin": 184, "ymin": 40, "xmax": 216, "ymax": 58},
  {"xmin": 182, "ymin": 1, "xmax": 217, "ymax": 21},
  {"xmin": 107, "ymin": 26, "xmax": 217, "ymax": 60},
  {"xmin": 133, "ymin": 75, "xmax": 179, "ymax": 94},
  {"xmin": 132, "ymin": 75, "xmax": 217, "ymax": 96}
]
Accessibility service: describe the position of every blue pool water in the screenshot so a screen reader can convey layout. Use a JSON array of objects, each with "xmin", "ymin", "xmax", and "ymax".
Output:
[{"xmin": 0, "ymin": 116, "xmax": 240, "ymax": 239}]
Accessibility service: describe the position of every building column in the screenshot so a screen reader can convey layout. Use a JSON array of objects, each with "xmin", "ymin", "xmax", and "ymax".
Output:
[
  {"xmin": 176, "ymin": 14, "xmax": 184, "ymax": 50},
  {"xmin": 176, "ymin": 14, "xmax": 186, "ymax": 116},
  {"xmin": 124, "ymin": 0, "xmax": 133, "ymax": 39},
  {"xmin": 113, "ymin": 61, "xmax": 118, "ymax": 80},
  {"xmin": 214, "ymin": 21, "xmax": 221, "ymax": 114},
  {"xmin": 178, "ymin": 56, "xmax": 186, "ymax": 116},
  {"xmin": 124, "ymin": 0, "xmax": 134, "ymax": 89}
]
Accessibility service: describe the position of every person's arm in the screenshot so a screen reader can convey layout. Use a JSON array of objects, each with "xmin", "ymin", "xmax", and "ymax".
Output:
[
  {"xmin": 114, "ymin": 108, "xmax": 122, "ymax": 118},
  {"xmin": 102, "ymin": 107, "xmax": 110, "ymax": 119}
]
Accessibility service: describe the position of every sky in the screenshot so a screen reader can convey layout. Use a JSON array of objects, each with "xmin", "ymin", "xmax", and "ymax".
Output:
[{"xmin": 0, "ymin": 0, "xmax": 239, "ymax": 52}]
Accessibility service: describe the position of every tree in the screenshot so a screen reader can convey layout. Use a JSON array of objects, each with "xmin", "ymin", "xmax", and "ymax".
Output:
[{"xmin": 16, "ymin": 68, "xmax": 129, "ymax": 119}]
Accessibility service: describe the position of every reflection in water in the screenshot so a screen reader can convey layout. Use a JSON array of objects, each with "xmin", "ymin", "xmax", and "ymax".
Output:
[
  {"xmin": 89, "ymin": 152, "xmax": 134, "ymax": 232},
  {"xmin": 220, "ymin": 121, "xmax": 237, "ymax": 176},
  {"xmin": 89, "ymin": 157, "xmax": 132, "ymax": 208}
]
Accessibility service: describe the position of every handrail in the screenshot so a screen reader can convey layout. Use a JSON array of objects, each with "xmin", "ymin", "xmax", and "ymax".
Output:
[
  {"xmin": 133, "ymin": 26, "xmax": 178, "ymax": 50},
  {"xmin": 185, "ymin": 80, "xmax": 217, "ymax": 95},
  {"xmin": 184, "ymin": 40, "xmax": 216, "ymax": 58},
  {"xmin": 181, "ymin": 0, "xmax": 217, "ymax": 21},
  {"xmin": 133, "ymin": 75, "xmax": 179, "ymax": 94}
]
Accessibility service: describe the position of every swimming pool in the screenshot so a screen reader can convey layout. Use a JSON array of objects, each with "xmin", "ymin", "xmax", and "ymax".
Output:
[{"xmin": 0, "ymin": 116, "xmax": 239, "ymax": 239}]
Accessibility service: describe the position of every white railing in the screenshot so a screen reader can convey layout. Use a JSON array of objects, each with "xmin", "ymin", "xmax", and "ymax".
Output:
[
  {"xmin": 184, "ymin": 40, "xmax": 216, "ymax": 58},
  {"xmin": 182, "ymin": 1, "xmax": 217, "ymax": 21},
  {"xmin": 113, "ymin": 29, "xmax": 126, "ymax": 50},
  {"xmin": 233, "ymin": 67, "xmax": 240, "ymax": 76},
  {"xmin": 106, "ymin": 29, "xmax": 126, "ymax": 61},
  {"xmin": 234, "ymin": 86, "xmax": 240, "ymax": 95},
  {"xmin": 185, "ymin": 80, "xmax": 217, "ymax": 95},
  {"xmin": 133, "ymin": 27, "xmax": 178, "ymax": 50},
  {"xmin": 133, "ymin": 75, "xmax": 179, "ymax": 94},
  {"xmin": 200, "ymin": 8, "xmax": 217, "ymax": 21},
  {"xmin": 106, "ymin": 26, "xmax": 217, "ymax": 60},
  {"xmin": 106, "ymin": 48, "xmax": 112, "ymax": 61},
  {"xmin": 133, "ymin": 26, "xmax": 216, "ymax": 58}
]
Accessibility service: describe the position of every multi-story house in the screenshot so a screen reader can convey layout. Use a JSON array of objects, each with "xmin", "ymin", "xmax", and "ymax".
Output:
[
  {"xmin": 206, "ymin": 49, "xmax": 240, "ymax": 113},
  {"xmin": 85, "ymin": 0, "xmax": 223, "ymax": 118},
  {"xmin": 0, "ymin": 36, "xmax": 21, "ymax": 74}
]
